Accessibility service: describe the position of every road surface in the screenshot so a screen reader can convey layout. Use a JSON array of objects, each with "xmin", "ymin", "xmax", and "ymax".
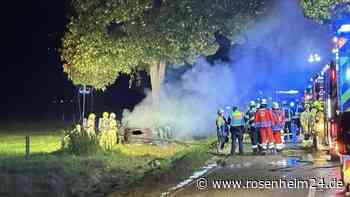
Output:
[
  {"xmin": 168, "ymin": 146, "xmax": 345, "ymax": 197},
  {"xmin": 108, "ymin": 144, "xmax": 346, "ymax": 197}
]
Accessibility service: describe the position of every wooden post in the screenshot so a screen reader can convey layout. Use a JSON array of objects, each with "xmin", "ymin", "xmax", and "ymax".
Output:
[{"xmin": 25, "ymin": 136, "xmax": 30, "ymax": 160}]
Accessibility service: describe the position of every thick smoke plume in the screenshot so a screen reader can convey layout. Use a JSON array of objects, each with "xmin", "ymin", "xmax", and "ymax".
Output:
[{"xmin": 122, "ymin": 0, "xmax": 333, "ymax": 138}]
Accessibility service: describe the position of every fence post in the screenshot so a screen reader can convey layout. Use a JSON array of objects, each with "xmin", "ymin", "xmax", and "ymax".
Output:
[{"xmin": 25, "ymin": 136, "xmax": 30, "ymax": 160}]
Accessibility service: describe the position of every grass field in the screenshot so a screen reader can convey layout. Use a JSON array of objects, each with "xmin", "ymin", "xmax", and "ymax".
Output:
[
  {"xmin": 0, "ymin": 121, "xmax": 66, "ymax": 156},
  {"xmin": 0, "ymin": 121, "xmax": 213, "ymax": 197}
]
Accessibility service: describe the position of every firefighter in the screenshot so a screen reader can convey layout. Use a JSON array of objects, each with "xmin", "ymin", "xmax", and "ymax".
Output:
[
  {"xmin": 290, "ymin": 103, "xmax": 300, "ymax": 144},
  {"xmin": 271, "ymin": 102, "xmax": 285, "ymax": 152},
  {"xmin": 106, "ymin": 112, "xmax": 118, "ymax": 149},
  {"xmin": 295, "ymin": 101, "xmax": 304, "ymax": 135},
  {"xmin": 300, "ymin": 103, "xmax": 314, "ymax": 144},
  {"xmin": 98, "ymin": 112, "xmax": 110, "ymax": 133},
  {"xmin": 99, "ymin": 112, "xmax": 112, "ymax": 150},
  {"xmin": 86, "ymin": 113, "xmax": 96, "ymax": 138},
  {"xmin": 282, "ymin": 101, "xmax": 292, "ymax": 142},
  {"xmin": 313, "ymin": 101, "xmax": 325, "ymax": 150},
  {"xmin": 245, "ymin": 101, "xmax": 259, "ymax": 154},
  {"xmin": 216, "ymin": 109, "xmax": 227, "ymax": 153},
  {"xmin": 255, "ymin": 99, "xmax": 274, "ymax": 155},
  {"xmin": 229, "ymin": 106, "xmax": 245, "ymax": 155}
]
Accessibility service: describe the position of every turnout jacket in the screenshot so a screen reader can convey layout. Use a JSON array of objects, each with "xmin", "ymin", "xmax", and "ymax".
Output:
[
  {"xmin": 271, "ymin": 109, "xmax": 285, "ymax": 131},
  {"xmin": 255, "ymin": 108, "xmax": 273, "ymax": 128}
]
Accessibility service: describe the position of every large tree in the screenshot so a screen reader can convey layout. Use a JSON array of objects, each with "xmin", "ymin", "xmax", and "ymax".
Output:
[
  {"xmin": 300, "ymin": 0, "xmax": 350, "ymax": 23},
  {"xmin": 61, "ymin": 0, "xmax": 270, "ymax": 103}
]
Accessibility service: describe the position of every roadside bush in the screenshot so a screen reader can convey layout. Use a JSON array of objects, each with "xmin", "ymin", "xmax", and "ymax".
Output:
[{"xmin": 63, "ymin": 125, "xmax": 100, "ymax": 155}]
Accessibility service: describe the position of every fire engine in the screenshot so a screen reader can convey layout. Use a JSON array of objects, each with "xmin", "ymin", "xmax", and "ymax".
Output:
[{"xmin": 323, "ymin": 20, "xmax": 350, "ymax": 190}]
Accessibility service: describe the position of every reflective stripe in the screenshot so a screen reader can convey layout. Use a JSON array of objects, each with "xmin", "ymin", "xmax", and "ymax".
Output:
[
  {"xmin": 267, "ymin": 143, "xmax": 275, "ymax": 149},
  {"xmin": 255, "ymin": 122, "xmax": 261, "ymax": 128},
  {"xmin": 256, "ymin": 121, "xmax": 272, "ymax": 128},
  {"xmin": 275, "ymin": 143, "xmax": 284, "ymax": 150},
  {"xmin": 252, "ymin": 145, "xmax": 258, "ymax": 149},
  {"xmin": 230, "ymin": 111, "xmax": 244, "ymax": 126},
  {"xmin": 272, "ymin": 123, "xmax": 284, "ymax": 131}
]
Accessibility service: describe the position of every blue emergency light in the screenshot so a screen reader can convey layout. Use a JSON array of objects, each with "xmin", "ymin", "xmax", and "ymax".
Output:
[{"xmin": 290, "ymin": 102, "xmax": 295, "ymax": 108}]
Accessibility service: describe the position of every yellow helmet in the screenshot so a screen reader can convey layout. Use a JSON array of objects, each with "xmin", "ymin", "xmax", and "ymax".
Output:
[
  {"xmin": 312, "ymin": 101, "xmax": 323, "ymax": 110},
  {"xmin": 75, "ymin": 124, "xmax": 81, "ymax": 131},
  {"xmin": 88, "ymin": 113, "xmax": 96, "ymax": 119},
  {"xmin": 102, "ymin": 112, "xmax": 109, "ymax": 119}
]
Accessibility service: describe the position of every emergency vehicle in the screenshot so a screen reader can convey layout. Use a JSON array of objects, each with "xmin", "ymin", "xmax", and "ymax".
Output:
[{"xmin": 323, "ymin": 20, "xmax": 350, "ymax": 190}]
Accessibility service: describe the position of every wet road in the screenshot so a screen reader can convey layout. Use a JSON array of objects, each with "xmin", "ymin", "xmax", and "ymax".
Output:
[
  {"xmin": 107, "ymin": 145, "xmax": 346, "ymax": 197},
  {"xmin": 168, "ymin": 147, "xmax": 345, "ymax": 197}
]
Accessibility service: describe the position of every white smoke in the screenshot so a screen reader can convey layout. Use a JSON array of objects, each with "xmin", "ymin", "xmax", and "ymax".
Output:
[
  {"xmin": 121, "ymin": 0, "xmax": 333, "ymax": 139},
  {"xmin": 122, "ymin": 58, "xmax": 239, "ymax": 138}
]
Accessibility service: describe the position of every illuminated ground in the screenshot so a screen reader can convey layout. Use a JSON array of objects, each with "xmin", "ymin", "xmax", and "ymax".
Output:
[{"xmin": 171, "ymin": 147, "xmax": 345, "ymax": 197}]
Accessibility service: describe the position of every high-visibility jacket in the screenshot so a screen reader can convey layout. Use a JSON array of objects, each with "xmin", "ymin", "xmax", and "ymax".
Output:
[
  {"xmin": 216, "ymin": 115, "xmax": 226, "ymax": 129},
  {"xmin": 271, "ymin": 109, "xmax": 285, "ymax": 131},
  {"xmin": 255, "ymin": 108, "xmax": 273, "ymax": 128},
  {"xmin": 230, "ymin": 110, "xmax": 244, "ymax": 126},
  {"xmin": 300, "ymin": 109, "xmax": 315, "ymax": 134}
]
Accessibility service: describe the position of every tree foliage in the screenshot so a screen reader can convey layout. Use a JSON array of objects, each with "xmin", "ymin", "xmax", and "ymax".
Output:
[
  {"xmin": 299, "ymin": 0, "xmax": 350, "ymax": 23},
  {"xmin": 61, "ymin": 0, "xmax": 270, "ymax": 90}
]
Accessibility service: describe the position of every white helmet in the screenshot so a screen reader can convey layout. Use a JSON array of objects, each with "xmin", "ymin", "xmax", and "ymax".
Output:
[
  {"xmin": 110, "ymin": 112, "xmax": 116, "ymax": 119},
  {"xmin": 217, "ymin": 109, "xmax": 224, "ymax": 115},
  {"xmin": 261, "ymin": 99, "xmax": 268, "ymax": 105},
  {"xmin": 272, "ymin": 102, "xmax": 279, "ymax": 109},
  {"xmin": 249, "ymin": 101, "xmax": 256, "ymax": 107}
]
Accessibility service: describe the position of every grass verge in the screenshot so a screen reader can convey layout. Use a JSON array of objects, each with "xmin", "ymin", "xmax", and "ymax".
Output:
[{"xmin": 0, "ymin": 124, "xmax": 213, "ymax": 197}]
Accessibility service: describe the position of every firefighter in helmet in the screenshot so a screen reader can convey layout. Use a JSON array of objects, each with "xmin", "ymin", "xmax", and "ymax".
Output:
[
  {"xmin": 216, "ymin": 109, "xmax": 227, "ymax": 153},
  {"xmin": 99, "ymin": 112, "xmax": 112, "ymax": 150},
  {"xmin": 271, "ymin": 102, "xmax": 285, "ymax": 152},
  {"xmin": 108, "ymin": 113, "xmax": 118, "ymax": 145},
  {"xmin": 86, "ymin": 113, "xmax": 96, "ymax": 138},
  {"xmin": 255, "ymin": 99, "xmax": 274, "ymax": 155},
  {"xmin": 312, "ymin": 101, "xmax": 325, "ymax": 150},
  {"xmin": 245, "ymin": 101, "xmax": 259, "ymax": 154},
  {"xmin": 300, "ymin": 103, "xmax": 315, "ymax": 144},
  {"xmin": 282, "ymin": 101, "xmax": 292, "ymax": 141},
  {"xmin": 98, "ymin": 112, "xmax": 110, "ymax": 133}
]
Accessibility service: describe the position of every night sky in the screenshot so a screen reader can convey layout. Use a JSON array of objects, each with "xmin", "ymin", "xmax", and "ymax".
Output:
[{"xmin": 1, "ymin": 0, "xmax": 145, "ymax": 121}]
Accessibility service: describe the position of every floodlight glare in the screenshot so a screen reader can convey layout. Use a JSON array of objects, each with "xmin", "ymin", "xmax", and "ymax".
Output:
[
  {"xmin": 337, "ymin": 24, "xmax": 350, "ymax": 34},
  {"xmin": 290, "ymin": 102, "xmax": 295, "ymax": 107},
  {"xmin": 333, "ymin": 36, "xmax": 338, "ymax": 43}
]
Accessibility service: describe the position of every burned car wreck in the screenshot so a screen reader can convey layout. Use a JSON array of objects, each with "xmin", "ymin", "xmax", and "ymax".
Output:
[{"xmin": 121, "ymin": 125, "xmax": 174, "ymax": 145}]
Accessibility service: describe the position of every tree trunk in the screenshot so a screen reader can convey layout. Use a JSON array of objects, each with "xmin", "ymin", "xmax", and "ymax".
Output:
[
  {"xmin": 153, "ymin": 0, "xmax": 162, "ymax": 8},
  {"xmin": 150, "ymin": 59, "xmax": 166, "ymax": 106}
]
